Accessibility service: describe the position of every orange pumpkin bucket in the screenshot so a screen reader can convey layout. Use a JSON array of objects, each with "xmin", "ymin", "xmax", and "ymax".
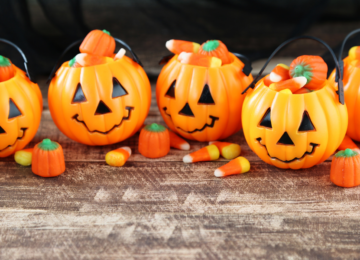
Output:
[
  {"xmin": 156, "ymin": 39, "xmax": 253, "ymax": 142},
  {"xmin": 242, "ymin": 36, "xmax": 347, "ymax": 169},
  {"xmin": 48, "ymin": 30, "xmax": 151, "ymax": 146},
  {"xmin": 328, "ymin": 29, "xmax": 360, "ymax": 141},
  {"xmin": 0, "ymin": 39, "xmax": 43, "ymax": 158}
]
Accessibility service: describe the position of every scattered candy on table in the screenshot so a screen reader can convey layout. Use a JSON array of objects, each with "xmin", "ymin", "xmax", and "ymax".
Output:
[
  {"xmin": 14, "ymin": 148, "xmax": 33, "ymax": 166},
  {"xmin": 269, "ymin": 76, "xmax": 307, "ymax": 93},
  {"xmin": 32, "ymin": 139, "xmax": 66, "ymax": 178},
  {"xmin": 214, "ymin": 156, "xmax": 250, "ymax": 177},
  {"xmin": 139, "ymin": 123, "xmax": 170, "ymax": 158},
  {"xmin": 330, "ymin": 149, "xmax": 360, "ymax": 188},
  {"xmin": 166, "ymin": 39, "xmax": 200, "ymax": 54},
  {"xmin": 209, "ymin": 141, "xmax": 241, "ymax": 160},
  {"xmin": 183, "ymin": 144, "xmax": 219, "ymax": 163},
  {"xmin": 169, "ymin": 131, "xmax": 190, "ymax": 150},
  {"xmin": 106, "ymin": 147, "xmax": 131, "ymax": 167}
]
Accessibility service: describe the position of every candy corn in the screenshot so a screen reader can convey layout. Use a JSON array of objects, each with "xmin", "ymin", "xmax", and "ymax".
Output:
[
  {"xmin": 293, "ymin": 87, "xmax": 312, "ymax": 94},
  {"xmin": 14, "ymin": 148, "xmax": 33, "ymax": 166},
  {"xmin": 105, "ymin": 147, "xmax": 131, "ymax": 167},
  {"xmin": 209, "ymin": 141, "xmax": 241, "ymax": 160},
  {"xmin": 166, "ymin": 39, "xmax": 200, "ymax": 55},
  {"xmin": 338, "ymin": 135, "xmax": 359, "ymax": 151},
  {"xmin": 69, "ymin": 53, "xmax": 107, "ymax": 68},
  {"xmin": 178, "ymin": 52, "xmax": 222, "ymax": 68},
  {"xmin": 214, "ymin": 156, "xmax": 250, "ymax": 177},
  {"xmin": 269, "ymin": 76, "xmax": 307, "ymax": 93},
  {"xmin": 169, "ymin": 131, "xmax": 190, "ymax": 150},
  {"xmin": 114, "ymin": 48, "xmax": 126, "ymax": 60},
  {"xmin": 279, "ymin": 89, "xmax": 292, "ymax": 94},
  {"xmin": 269, "ymin": 63, "xmax": 290, "ymax": 82},
  {"xmin": 349, "ymin": 46, "xmax": 360, "ymax": 61},
  {"xmin": 263, "ymin": 75, "xmax": 272, "ymax": 86},
  {"xmin": 183, "ymin": 144, "xmax": 219, "ymax": 163},
  {"xmin": 350, "ymin": 60, "xmax": 360, "ymax": 68}
]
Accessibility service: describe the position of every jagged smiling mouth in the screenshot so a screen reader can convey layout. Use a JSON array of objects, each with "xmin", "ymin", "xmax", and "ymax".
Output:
[
  {"xmin": 0, "ymin": 128, "xmax": 27, "ymax": 152},
  {"xmin": 256, "ymin": 137, "xmax": 319, "ymax": 163},
  {"xmin": 72, "ymin": 106, "xmax": 133, "ymax": 134},
  {"xmin": 163, "ymin": 107, "xmax": 219, "ymax": 133}
]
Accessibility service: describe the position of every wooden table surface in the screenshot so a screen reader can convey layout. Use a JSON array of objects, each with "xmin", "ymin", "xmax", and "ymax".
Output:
[{"xmin": 1, "ymin": 75, "xmax": 360, "ymax": 259}]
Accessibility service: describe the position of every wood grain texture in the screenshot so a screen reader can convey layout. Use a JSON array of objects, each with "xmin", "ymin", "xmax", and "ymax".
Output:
[{"xmin": 1, "ymin": 79, "xmax": 360, "ymax": 259}]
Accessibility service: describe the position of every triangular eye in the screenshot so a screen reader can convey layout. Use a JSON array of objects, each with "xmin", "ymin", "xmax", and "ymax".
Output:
[
  {"xmin": 0, "ymin": 126, "xmax": 6, "ymax": 134},
  {"xmin": 298, "ymin": 111, "xmax": 315, "ymax": 132},
  {"xmin": 112, "ymin": 77, "xmax": 128, "ymax": 98},
  {"xmin": 8, "ymin": 99, "xmax": 22, "ymax": 119},
  {"xmin": 165, "ymin": 80, "xmax": 176, "ymax": 98},
  {"xmin": 72, "ymin": 83, "xmax": 87, "ymax": 103},
  {"xmin": 198, "ymin": 84, "xmax": 215, "ymax": 104},
  {"xmin": 259, "ymin": 108, "xmax": 272, "ymax": 128}
]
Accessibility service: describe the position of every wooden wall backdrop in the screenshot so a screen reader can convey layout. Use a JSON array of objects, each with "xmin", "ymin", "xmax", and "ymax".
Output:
[{"xmin": 1, "ymin": 0, "xmax": 360, "ymax": 259}]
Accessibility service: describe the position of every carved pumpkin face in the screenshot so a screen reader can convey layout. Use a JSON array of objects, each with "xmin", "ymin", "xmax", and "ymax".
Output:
[
  {"xmin": 156, "ymin": 53, "xmax": 253, "ymax": 141},
  {"xmin": 0, "ymin": 66, "xmax": 42, "ymax": 157},
  {"xmin": 48, "ymin": 56, "xmax": 151, "ymax": 146},
  {"xmin": 242, "ymin": 80, "xmax": 348, "ymax": 169}
]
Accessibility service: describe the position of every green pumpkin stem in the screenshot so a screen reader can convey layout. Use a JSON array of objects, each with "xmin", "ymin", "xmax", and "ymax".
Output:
[
  {"xmin": 335, "ymin": 148, "xmax": 358, "ymax": 158},
  {"xmin": 38, "ymin": 139, "xmax": 59, "ymax": 151},
  {"xmin": 102, "ymin": 29, "xmax": 111, "ymax": 36},
  {"xmin": 202, "ymin": 40, "xmax": 220, "ymax": 52},
  {"xmin": 0, "ymin": 55, "xmax": 11, "ymax": 67},
  {"xmin": 69, "ymin": 57, "xmax": 76, "ymax": 67},
  {"xmin": 145, "ymin": 123, "xmax": 166, "ymax": 132}
]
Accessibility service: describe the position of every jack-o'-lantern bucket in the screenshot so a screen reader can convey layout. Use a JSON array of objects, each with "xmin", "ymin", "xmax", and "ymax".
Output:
[
  {"xmin": 0, "ymin": 39, "xmax": 43, "ymax": 157},
  {"xmin": 329, "ymin": 29, "xmax": 360, "ymax": 141},
  {"xmin": 242, "ymin": 36, "xmax": 347, "ymax": 169},
  {"xmin": 48, "ymin": 30, "xmax": 151, "ymax": 146},
  {"xmin": 156, "ymin": 39, "xmax": 253, "ymax": 142}
]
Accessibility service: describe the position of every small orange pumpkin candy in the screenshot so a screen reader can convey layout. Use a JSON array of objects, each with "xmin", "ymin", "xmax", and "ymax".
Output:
[
  {"xmin": 330, "ymin": 149, "xmax": 360, "ymax": 188},
  {"xmin": 32, "ymin": 139, "xmax": 66, "ymax": 177},
  {"xmin": 138, "ymin": 123, "xmax": 170, "ymax": 158},
  {"xmin": 289, "ymin": 55, "xmax": 327, "ymax": 90},
  {"xmin": 80, "ymin": 29, "xmax": 115, "ymax": 57},
  {"xmin": 198, "ymin": 40, "xmax": 232, "ymax": 65},
  {"xmin": 0, "ymin": 55, "xmax": 14, "ymax": 82}
]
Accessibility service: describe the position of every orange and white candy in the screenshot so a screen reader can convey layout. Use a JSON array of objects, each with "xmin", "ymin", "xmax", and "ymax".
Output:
[
  {"xmin": 71, "ymin": 53, "xmax": 107, "ymax": 67},
  {"xmin": 214, "ymin": 156, "xmax": 250, "ymax": 177},
  {"xmin": 169, "ymin": 131, "xmax": 190, "ymax": 150},
  {"xmin": 105, "ymin": 147, "xmax": 131, "ymax": 167},
  {"xmin": 269, "ymin": 63, "xmax": 290, "ymax": 82},
  {"xmin": 183, "ymin": 145, "xmax": 219, "ymax": 163},
  {"xmin": 178, "ymin": 52, "xmax": 222, "ymax": 68},
  {"xmin": 166, "ymin": 39, "xmax": 200, "ymax": 54},
  {"xmin": 269, "ymin": 76, "xmax": 307, "ymax": 93},
  {"xmin": 209, "ymin": 141, "xmax": 241, "ymax": 160}
]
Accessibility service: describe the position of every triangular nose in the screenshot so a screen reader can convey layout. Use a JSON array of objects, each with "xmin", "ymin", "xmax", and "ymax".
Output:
[
  {"xmin": 95, "ymin": 100, "xmax": 112, "ymax": 115},
  {"xmin": 277, "ymin": 132, "xmax": 294, "ymax": 145},
  {"xmin": 0, "ymin": 126, "xmax": 5, "ymax": 134},
  {"xmin": 179, "ymin": 103, "xmax": 194, "ymax": 117}
]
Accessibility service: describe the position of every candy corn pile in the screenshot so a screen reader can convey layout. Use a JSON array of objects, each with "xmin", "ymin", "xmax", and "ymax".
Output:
[
  {"xmin": 166, "ymin": 39, "xmax": 232, "ymax": 68},
  {"xmin": 263, "ymin": 55, "xmax": 328, "ymax": 93}
]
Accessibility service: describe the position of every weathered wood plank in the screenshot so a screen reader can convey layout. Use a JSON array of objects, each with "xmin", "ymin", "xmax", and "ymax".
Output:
[{"xmin": 1, "ymin": 161, "xmax": 360, "ymax": 259}]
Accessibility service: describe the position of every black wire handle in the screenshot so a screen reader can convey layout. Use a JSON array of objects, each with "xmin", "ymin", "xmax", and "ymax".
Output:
[
  {"xmin": 241, "ymin": 35, "xmax": 344, "ymax": 105},
  {"xmin": 232, "ymin": 53, "xmax": 253, "ymax": 76},
  {"xmin": 337, "ymin": 28, "xmax": 360, "ymax": 81},
  {"xmin": 47, "ymin": 37, "xmax": 143, "ymax": 84},
  {"xmin": 0, "ymin": 38, "xmax": 32, "ymax": 81}
]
